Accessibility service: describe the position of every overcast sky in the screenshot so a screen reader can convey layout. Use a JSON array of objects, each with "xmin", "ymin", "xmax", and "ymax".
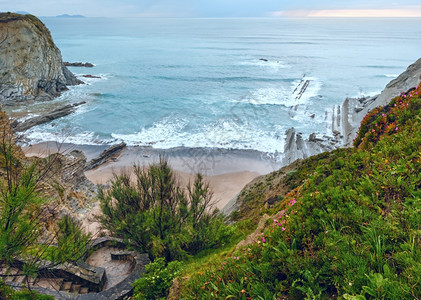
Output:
[{"xmin": 2, "ymin": 0, "xmax": 421, "ymax": 17}]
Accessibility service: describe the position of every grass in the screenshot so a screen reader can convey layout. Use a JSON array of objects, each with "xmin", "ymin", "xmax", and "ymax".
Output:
[{"xmin": 177, "ymin": 83, "xmax": 421, "ymax": 299}]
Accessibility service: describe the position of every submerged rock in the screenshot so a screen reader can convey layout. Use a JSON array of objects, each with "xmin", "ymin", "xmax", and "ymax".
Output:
[
  {"xmin": 13, "ymin": 101, "xmax": 86, "ymax": 132},
  {"xmin": 64, "ymin": 61, "xmax": 94, "ymax": 67},
  {"xmin": 0, "ymin": 13, "xmax": 82, "ymax": 105},
  {"xmin": 82, "ymin": 74, "xmax": 101, "ymax": 79}
]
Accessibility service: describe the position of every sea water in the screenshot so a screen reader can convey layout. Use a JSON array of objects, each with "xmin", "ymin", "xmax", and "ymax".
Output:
[{"xmin": 20, "ymin": 17, "xmax": 421, "ymax": 154}]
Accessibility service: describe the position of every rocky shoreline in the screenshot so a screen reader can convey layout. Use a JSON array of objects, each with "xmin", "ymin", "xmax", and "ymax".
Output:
[{"xmin": 281, "ymin": 57, "xmax": 421, "ymax": 165}]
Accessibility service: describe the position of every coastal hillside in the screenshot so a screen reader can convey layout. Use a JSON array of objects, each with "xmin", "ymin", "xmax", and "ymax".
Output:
[
  {"xmin": 0, "ymin": 13, "xmax": 81, "ymax": 105},
  {"xmin": 177, "ymin": 83, "xmax": 421, "ymax": 298}
]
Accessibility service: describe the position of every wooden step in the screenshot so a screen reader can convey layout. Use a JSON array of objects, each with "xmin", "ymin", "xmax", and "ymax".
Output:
[
  {"xmin": 44, "ymin": 278, "xmax": 64, "ymax": 290},
  {"xmin": 60, "ymin": 281, "xmax": 72, "ymax": 292},
  {"xmin": 5, "ymin": 268, "xmax": 19, "ymax": 283},
  {"xmin": 79, "ymin": 287, "xmax": 89, "ymax": 294},
  {"xmin": 14, "ymin": 275, "xmax": 26, "ymax": 284},
  {"xmin": 70, "ymin": 284, "xmax": 81, "ymax": 294}
]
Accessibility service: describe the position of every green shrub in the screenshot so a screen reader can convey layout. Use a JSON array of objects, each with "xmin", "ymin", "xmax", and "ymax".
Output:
[
  {"xmin": 97, "ymin": 159, "xmax": 233, "ymax": 261},
  {"xmin": 0, "ymin": 279, "xmax": 53, "ymax": 299},
  {"xmin": 182, "ymin": 83, "xmax": 421, "ymax": 299},
  {"xmin": 133, "ymin": 257, "xmax": 181, "ymax": 300}
]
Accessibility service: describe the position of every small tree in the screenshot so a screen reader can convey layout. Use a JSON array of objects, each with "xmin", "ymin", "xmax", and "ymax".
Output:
[
  {"xmin": 0, "ymin": 111, "xmax": 91, "ymax": 287},
  {"xmin": 98, "ymin": 158, "xmax": 231, "ymax": 261}
]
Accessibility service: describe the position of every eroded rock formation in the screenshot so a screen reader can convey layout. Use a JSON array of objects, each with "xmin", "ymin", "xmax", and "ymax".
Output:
[
  {"xmin": 281, "ymin": 58, "xmax": 421, "ymax": 164},
  {"xmin": 0, "ymin": 13, "xmax": 82, "ymax": 105}
]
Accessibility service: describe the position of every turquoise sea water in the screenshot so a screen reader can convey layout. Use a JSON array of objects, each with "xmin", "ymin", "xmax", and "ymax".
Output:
[{"xmin": 20, "ymin": 17, "xmax": 421, "ymax": 154}]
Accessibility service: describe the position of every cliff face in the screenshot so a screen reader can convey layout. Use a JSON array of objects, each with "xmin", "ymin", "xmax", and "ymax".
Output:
[
  {"xmin": 281, "ymin": 57, "xmax": 421, "ymax": 165},
  {"xmin": 0, "ymin": 13, "xmax": 81, "ymax": 105},
  {"xmin": 332, "ymin": 57, "xmax": 421, "ymax": 146}
]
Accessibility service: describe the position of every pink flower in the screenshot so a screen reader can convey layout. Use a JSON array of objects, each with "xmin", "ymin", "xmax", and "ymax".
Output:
[
  {"xmin": 282, "ymin": 227, "xmax": 286, "ymax": 231},
  {"xmin": 261, "ymin": 238, "xmax": 266, "ymax": 243}
]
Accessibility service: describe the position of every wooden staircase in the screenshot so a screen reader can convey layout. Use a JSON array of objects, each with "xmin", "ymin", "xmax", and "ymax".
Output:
[{"xmin": 1, "ymin": 266, "xmax": 92, "ymax": 295}]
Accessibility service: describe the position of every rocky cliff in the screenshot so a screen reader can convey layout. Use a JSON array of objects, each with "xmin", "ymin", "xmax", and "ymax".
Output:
[
  {"xmin": 0, "ymin": 13, "xmax": 82, "ymax": 105},
  {"xmin": 281, "ymin": 58, "xmax": 421, "ymax": 164}
]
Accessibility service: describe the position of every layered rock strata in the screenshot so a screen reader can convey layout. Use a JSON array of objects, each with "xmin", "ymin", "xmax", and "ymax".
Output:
[
  {"xmin": 281, "ymin": 58, "xmax": 421, "ymax": 164},
  {"xmin": 0, "ymin": 13, "xmax": 82, "ymax": 105}
]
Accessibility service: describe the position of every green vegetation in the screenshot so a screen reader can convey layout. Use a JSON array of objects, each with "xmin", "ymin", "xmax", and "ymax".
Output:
[
  {"xmin": 0, "ymin": 279, "xmax": 53, "ymax": 299},
  {"xmin": 97, "ymin": 159, "xmax": 234, "ymax": 261},
  {"xmin": 132, "ymin": 257, "xmax": 182, "ymax": 300},
  {"xmin": 176, "ymin": 84, "xmax": 421, "ymax": 299},
  {"xmin": 0, "ymin": 111, "xmax": 91, "ymax": 290}
]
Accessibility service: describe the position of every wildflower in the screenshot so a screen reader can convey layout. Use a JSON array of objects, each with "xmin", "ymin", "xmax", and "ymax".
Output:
[
  {"xmin": 282, "ymin": 227, "xmax": 286, "ymax": 231},
  {"xmin": 241, "ymin": 289, "xmax": 246, "ymax": 294},
  {"xmin": 395, "ymin": 127, "xmax": 398, "ymax": 131},
  {"xmin": 261, "ymin": 237, "xmax": 266, "ymax": 243}
]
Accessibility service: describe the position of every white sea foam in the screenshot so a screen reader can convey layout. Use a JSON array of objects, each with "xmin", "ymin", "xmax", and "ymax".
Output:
[
  {"xmin": 111, "ymin": 117, "xmax": 189, "ymax": 147},
  {"xmin": 238, "ymin": 77, "xmax": 321, "ymax": 107},
  {"xmin": 384, "ymin": 74, "xmax": 398, "ymax": 78},
  {"xmin": 112, "ymin": 117, "xmax": 285, "ymax": 153},
  {"xmin": 239, "ymin": 59, "xmax": 289, "ymax": 71},
  {"xmin": 24, "ymin": 129, "xmax": 117, "ymax": 146}
]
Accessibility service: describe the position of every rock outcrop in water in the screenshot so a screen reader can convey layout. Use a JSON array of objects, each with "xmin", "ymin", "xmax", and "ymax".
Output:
[
  {"xmin": 12, "ymin": 101, "xmax": 86, "ymax": 132},
  {"xmin": 0, "ymin": 13, "xmax": 82, "ymax": 105},
  {"xmin": 281, "ymin": 58, "xmax": 421, "ymax": 164}
]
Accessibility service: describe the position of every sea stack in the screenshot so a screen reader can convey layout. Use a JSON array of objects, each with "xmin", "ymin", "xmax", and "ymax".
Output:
[{"xmin": 0, "ymin": 12, "xmax": 82, "ymax": 105}]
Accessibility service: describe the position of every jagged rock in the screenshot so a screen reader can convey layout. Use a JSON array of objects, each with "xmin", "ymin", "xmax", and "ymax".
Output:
[
  {"xmin": 259, "ymin": 58, "xmax": 268, "ymax": 62},
  {"xmin": 82, "ymin": 74, "xmax": 101, "ymax": 79},
  {"xmin": 332, "ymin": 58, "xmax": 421, "ymax": 146},
  {"xmin": 13, "ymin": 101, "xmax": 86, "ymax": 132},
  {"xmin": 84, "ymin": 142, "xmax": 126, "ymax": 171},
  {"xmin": 64, "ymin": 62, "xmax": 94, "ymax": 67},
  {"xmin": 0, "ymin": 13, "xmax": 82, "ymax": 105},
  {"xmin": 309, "ymin": 133, "xmax": 323, "ymax": 142},
  {"xmin": 371, "ymin": 58, "xmax": 421, "ymax": 108},
  {"xmin": 282, "ymin": 127, "xmax": 334, "ymax": 165}
]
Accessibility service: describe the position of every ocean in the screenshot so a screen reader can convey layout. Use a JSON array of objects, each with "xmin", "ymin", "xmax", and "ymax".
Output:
[{"xmin": 16, "ymin": 17, "xmax": 421, "ymax": 156}]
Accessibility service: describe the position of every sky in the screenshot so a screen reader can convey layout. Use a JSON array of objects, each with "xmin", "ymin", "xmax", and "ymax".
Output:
[{"xmin": 2, "ymin": 0, "xmax": 421, "ymax": 18}]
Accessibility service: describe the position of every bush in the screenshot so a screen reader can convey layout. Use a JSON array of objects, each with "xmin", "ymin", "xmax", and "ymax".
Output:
[
  {"xmin": 182, "ymin": 83, "xmax": 421, "ymax": 299},
  {"xmin": 132, "ymin": 257, "xmax": 181, "ymax": 300},
  {"xmin": 97, "ymin": 159, "xmax": 233, "ymax": 261},
  {"xmin": 0, "ymin": 279, "xmax": 53, "ymax": 299}
]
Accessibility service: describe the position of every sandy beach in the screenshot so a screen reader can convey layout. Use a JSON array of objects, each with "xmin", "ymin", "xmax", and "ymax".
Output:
[{"xmin": 23, "ymin": 141, "xmax": 283, "ymax": 211}]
